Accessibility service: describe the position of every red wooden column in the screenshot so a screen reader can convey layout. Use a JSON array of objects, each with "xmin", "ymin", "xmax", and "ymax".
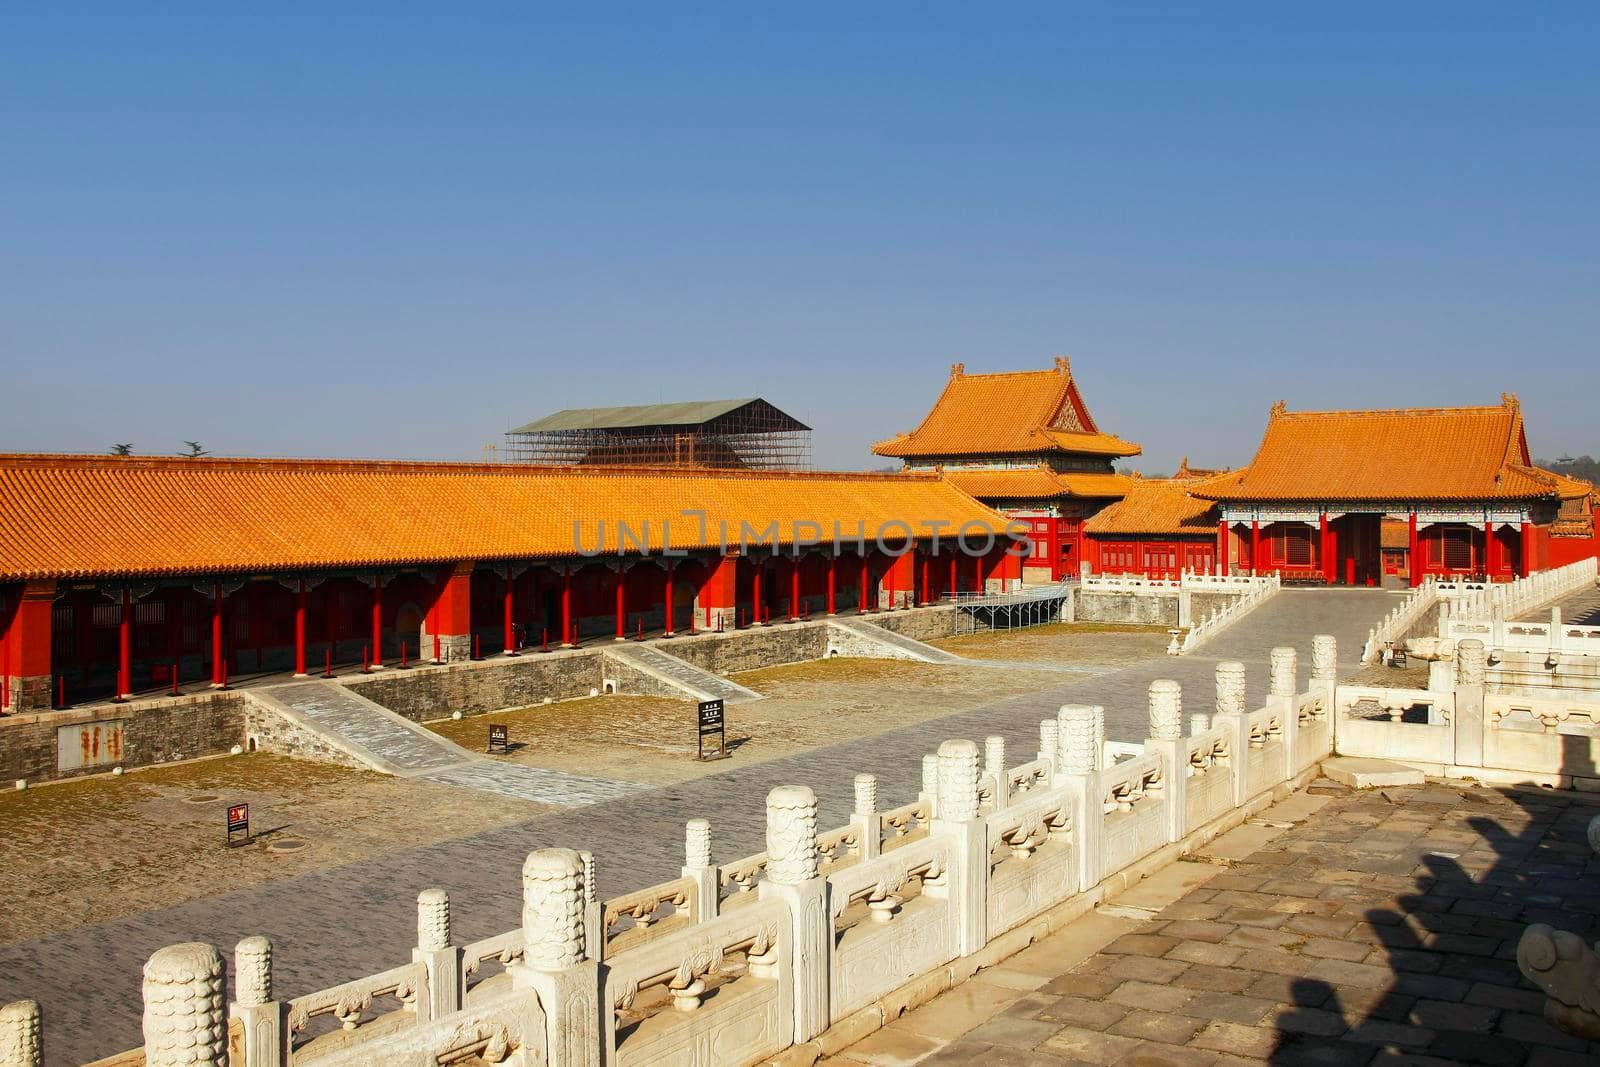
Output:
[
  {"xmin": 427, "ymin": 562, "xmax": 475, "ymax": 662},
  {"xmin": 1250, "ymin": 520, "xmax": 1261, "ymax": 576},
  {"xmin": 920, "ymin": 550, "xmax": 931, "ymax": 606},
  {"xmin": 859, "ymin": 555, "xmax": 870, "ymax": 613},
  {"xmin": 1520, "ymin": 521, "xmax": 1533, "ymax": 578},
  {"xmin": 789, "ymin": 557, "xmax": 800, "ymax": 621},
  {"xmin": 370, "ymin": 576, "xmax": 384, "ymax": 667},
  {"xmin": 1485, "ymin": 520, "xmax": 1496, "ymax": 578},
  {"xmin": 1216, "ymin": 520, "xmax": 1228, "ymax": 576},
  {"xmin": 116, "ymin": 589, "xmax": 132, "ymax": 700},
  {"xmin": 503, "ymin": 571, "xmax": 517, "ymax": 654},
  {"xmin": 614, "ymin": 567, "xmax": 627, "ymax": 641},
  {"xmin": 210, "ymin": 583, "xmax": 225, "ymax": 687},
  {"xmin": 561, "ymin": 564, "xmax": 574, "ymax": 646},
  {"xmin": 4, "ymin": 580, "xmax": 55, "ymax": 711},
  {"xmin": 1320, "ymin": 513, "xmax": 1333, "ymax": 583},
  {"xmin": 1408, "ymin": 513, "xmax": 1420, "ymax": 588},
  {"xmin": 753, "ymin": 562, "xmax": 765, "ymax": 624},
  {"xmin": 294, "ymin": 580, "xmax": 308, "ymax": 677},
  {"xmin": 948, "ymin": 553, "xmax": 958, "ymax": 596},
  {"xmin": 826, "ymin": 555, "xmax": 837, "ymax": 615},
  {"xmin": 693, "ymin": 553, "xmax": 738, "ymax": 630},
  {"xmin": 664, "ymin": 561, "xmax": 676, "ymax": 635},
  {"xmin": 884, "ymin": 549, "xmax": 916, "ymax": 608}
]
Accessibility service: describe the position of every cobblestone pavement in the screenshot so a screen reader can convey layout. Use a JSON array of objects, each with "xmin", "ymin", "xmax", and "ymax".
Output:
[
  {"xmin": 829, "ymin": 777, "xmax": 1600, "ymax": 1067},
  {"xmin": 0, "ymin": 589, "xmax": 1390, "ymax": 1065},
  {"xmin": 0, "ymin": 755, "xmax": 548, "ymax": 945}
]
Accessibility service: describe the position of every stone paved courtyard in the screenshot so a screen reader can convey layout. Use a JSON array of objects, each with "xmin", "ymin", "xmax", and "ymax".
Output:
[
  {"xmin": 0, "ymin": 588, "xmax": 1396, "ymax": 1064},
  {"xmin": 827, "ymin": 778, "xmax": 1600, "ymax": 1067}
]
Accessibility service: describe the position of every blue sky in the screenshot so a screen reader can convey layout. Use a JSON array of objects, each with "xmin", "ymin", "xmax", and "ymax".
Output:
[{"xmin": 1, "ymin": 7, "xmax": 1595, "ymax": 472}]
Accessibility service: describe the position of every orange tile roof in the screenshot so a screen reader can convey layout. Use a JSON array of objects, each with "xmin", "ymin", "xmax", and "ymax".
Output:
[
  {"xmin": 941, "ymin": 466, "xmax": 1133, "ymax": 501},
  {"xmin": 873, "ymin": 358, "xmax": 1142, "ymax": 460},
  {"xmin": 1083, "ymin": 480, "xmax": 1218, "ymax": 536},
  {"xmin": 1195, "ymin": 396, "xmax": 1567, "ymax": 503},
  {"xmin": 0, "ymin": 455, "xmax": 1009, "ymax": 582}
]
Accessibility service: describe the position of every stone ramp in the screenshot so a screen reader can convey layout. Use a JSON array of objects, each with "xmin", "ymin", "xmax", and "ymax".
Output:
[
  {"xmin": 248, "ymin": 680, "xmax": 473, "ymax": 775},
  {"xmin": 825, "ymin": 617, "xmax": 966, "ymax": 664},
  {"xmin": 250, "ymin": 679, "xmax": 638, "ymax": 806},
  {"xmin": 601, "ymin": 643, "xmax": 763, "ymax": 704}
]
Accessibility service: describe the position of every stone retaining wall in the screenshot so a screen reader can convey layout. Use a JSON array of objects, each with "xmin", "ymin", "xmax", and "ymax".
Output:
[
  {"xmin": 1077, "ymin": 591, "xmax": 1178, "ymax": 625},
  {"xmin": 0, "ymin": 691, "xmax": 247, "ymax": 785},
  {"xmin": 342, "ymin": 650, "xmax": 606, "ymax": 723},
  {"xmin": 868, "ymin": 606, "xmax": 958, "ymax": 642}
]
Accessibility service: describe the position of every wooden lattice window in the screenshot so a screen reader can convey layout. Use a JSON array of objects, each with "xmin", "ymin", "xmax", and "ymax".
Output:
[{"xmin": 1275, "ymin": 526, "xmax": 1313, "ymax": 567}]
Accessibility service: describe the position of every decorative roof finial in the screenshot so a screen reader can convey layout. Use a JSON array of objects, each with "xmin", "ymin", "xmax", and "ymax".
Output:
[
  {"xmin": 1501, "ymin": 391, "xmax": 1520, "ymax": 411},
  {"xmin": 1054, "ymin": 355, "xmax": 1071, "ymax": 375},
  {"xmin": 949, "ymin": 362, "xmax": 965, "ymax": 378},
  {"xmin": 1270, "ymin": 400, "xmax": 1287, "ymax": 417}
]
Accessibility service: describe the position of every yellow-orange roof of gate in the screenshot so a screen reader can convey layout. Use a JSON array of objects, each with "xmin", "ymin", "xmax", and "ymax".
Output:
[
  {"xmin": 0, "ymin": 455, "xmax": 1009, "ymax": 582},
  {"xmin": 1084, "ymin": 480, "xmax": 1218, "ymax": 536},
  {"xmin": 941, "ymin": 466, "xmax": 1133, "ymax": 501},
  {"xmin": 873, "ymin": 358, "xmax": 1142, "ymax": 460},
  {"xmin": 1194, "ymin": 396, "xmax": 1570, "ymax": 503}
]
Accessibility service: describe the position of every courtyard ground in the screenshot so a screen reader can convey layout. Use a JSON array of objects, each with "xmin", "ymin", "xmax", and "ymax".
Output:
[
  {"xmin": 828, "ymin": 777, "xmax": 1600, "ymax": 1067},
  {"xmin": 0, "ymin": 754, "xmax": 548, "ymax": 943},
  {"xmin": 424, "ymin": 627, "xmax": 1160, "ymax": 787}
]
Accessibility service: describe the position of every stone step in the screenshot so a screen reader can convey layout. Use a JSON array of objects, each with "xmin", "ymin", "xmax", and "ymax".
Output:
[
  {"xmin": 825, "ymin": 618, "xmax": 966, "ymax": 664},
  {"xmin": 1321, "ymin": 756, "xmax": 1426, "ymax": 789}
]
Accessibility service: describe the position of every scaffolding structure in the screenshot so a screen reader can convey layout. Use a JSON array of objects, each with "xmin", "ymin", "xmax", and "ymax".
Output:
[
  {"xmin": 946, "ymin": 584, "xmax": 1074, "ymax": 635},
  {"xmin": 505, "ymin": 398, "xmax": 812, "ymax": 470}
]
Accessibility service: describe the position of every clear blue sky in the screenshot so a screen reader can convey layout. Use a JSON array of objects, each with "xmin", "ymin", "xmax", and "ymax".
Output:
[{"xmin": 2, "ymin": 7, "xmax": 1595, "ymax": 472}]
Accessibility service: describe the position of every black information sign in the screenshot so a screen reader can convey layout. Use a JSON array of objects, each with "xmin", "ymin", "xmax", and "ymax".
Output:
[
  {"xmin": 226, "ymin": 803, "xmax": 251, "ymax": 847},
  {"xmin": 697, "ymin": 698, "xmax": 727, "ymax": 761},
  {"xmin": 487, "ymin": 723, "xmax": 510, "ymax": 753}
]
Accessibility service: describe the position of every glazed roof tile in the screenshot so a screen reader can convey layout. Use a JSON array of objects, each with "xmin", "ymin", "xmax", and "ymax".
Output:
[
  {"xmin": 873, "ymin": 359, "xmax": 1142, "ymax": 460},
  {"xmin": 941, "ymin": 466, "xmax": 1133, "ymax": 501},
  {"xmin": 0, "ymin": 454, "xmax": 1007, "ymax": 582},
  {"xmin": 1084, "ymin": 480, "xmax": 1218, "ymax": 536},
  {"xmin": 1195, "ymin": 397, "xmax": 1568, "ymax": 503}
]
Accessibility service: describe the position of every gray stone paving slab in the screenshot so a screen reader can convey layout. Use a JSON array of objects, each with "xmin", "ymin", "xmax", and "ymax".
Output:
[
  {"xmin": 0, "ymin": 588, "xmax": 1388, "ymax": 1066},
  {"xmin": 415, "ymin": 760, "xmax": 639, "ymax": 806}
]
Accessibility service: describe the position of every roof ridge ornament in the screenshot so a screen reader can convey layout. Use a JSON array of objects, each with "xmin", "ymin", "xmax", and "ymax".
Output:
[
  {"xmin": 949, "ymin": 362, "xmax": 965, "ymax": 378},
  {"xmin": 1054, "ymin": 355, "xmax": 1071, "ymax": 375},
  {"xmin": 1269, "ymin": 400, "xmax": 1287, "ymax": 417}
]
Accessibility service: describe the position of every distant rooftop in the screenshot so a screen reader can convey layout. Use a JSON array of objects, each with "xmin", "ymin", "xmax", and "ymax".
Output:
[
  {"xmin": 505, "ymin": 397, "xmax": 811, "ymax": 470},
  {"xmin": 510, "ymin": 398, "xmax": 809, "ymax": 435}
]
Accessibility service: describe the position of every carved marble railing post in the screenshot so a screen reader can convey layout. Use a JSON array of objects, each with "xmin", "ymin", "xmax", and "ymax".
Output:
[
  {"xmin": 1037, "ymin": 718, "xmax": 1058, "ymax": 778},
  {"xmin": 852, "ymin": 774, "xmax": 881, "ymax": 861},
  {"xmin": 143, "ymin": 943, "xmax": 226, "ymax": 1067},
  {"xmin": 933, "ymin": 739, "xmax": 988, "ymax": 956},
  {"xmin": 1453, "ymin": 637, "xmax": 1486, "ymax": 770},
  {"xmin": 509, "ymin": 849, "xmax": 601, "ymax": 1067},
  {"xmin": 1311, "ymin": 634, "xmax": 1336, "ymax": 758},
  {"xmin": 580, "ymin": 850, "xmax": 601, "ymax": 962},
  {"xmin": 984, "ymin": 735, "xmax": 1008, "ymax": 811},
  {"xmin": 682, "ymin": 818, "xmax": 719, "ymax": 921},
  {"xmin": 1058, "ymin": 704, "xmax": 1103, "ymax": 892},
  {"xmin": 1147, "ymin": 680, "xmax": 1185, "ymax": 842},
  {"xmin": 0, "ymin": 999, "xmax": 41, "ymax": 1067},
  {"xmin": 229, "ymin": 937, "xmax": 285, "ymax": 1067},
  {"xmin": 920, "ymin": 753, "xmax": 940, "ymax": 817},
  {"xmin": 1188, "ymin": 714, "xmax": 1209, "ymax": 736},
  {"xmin": 410, "ymin": 889, "xmax": 461, "ymax": 1022},
  {"xmin": 1213, "ymin": 661, "xmax": 1250, "ymax": 806},
  {"xmin": 1270, "ymin": 646, "xmax": 1298, "ymax": 781},
  {"xmin": 759, "ymin": 785, "xmax": 828, "ymax": 1043}
]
